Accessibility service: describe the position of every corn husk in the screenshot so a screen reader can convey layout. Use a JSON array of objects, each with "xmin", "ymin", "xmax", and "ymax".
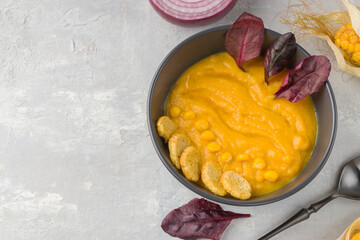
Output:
[
  {"xmin": 283, "ymin": 0, "xmax": 360, "ymax": 78},
  {"xmin": 343, "ymin": 0, "xmax": 360, "ymax": 36},
  {"xmin": 336, "ymin": 217, "xmax": 360, "ymax": 240}
]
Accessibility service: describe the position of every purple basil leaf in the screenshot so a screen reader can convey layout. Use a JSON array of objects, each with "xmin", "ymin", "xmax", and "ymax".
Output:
[
  {"xmin": 275, "ymin": 55, "xmax": 331, "ymax": 103},
  {"xmin": 264, "ymin": 32, "xmax": 297, "ymax": 84},
  {"xmin": 225, "ymin": 12, "xmax": 264, "ymax": 70},
  {"xmin": 161, "ymin": 198, "xmax": 250, "ymax": 240}
]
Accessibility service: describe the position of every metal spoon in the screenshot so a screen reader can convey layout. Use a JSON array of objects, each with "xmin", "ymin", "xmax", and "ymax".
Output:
[{"xmin": 258, "ymin": 156, "xmax": 360, "ymax": 240}]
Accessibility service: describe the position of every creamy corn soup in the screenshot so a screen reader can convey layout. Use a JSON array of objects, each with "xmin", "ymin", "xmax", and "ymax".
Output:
[{"xmin": 165, "ymin": 52, "xmax": 317, "ymax": 196}]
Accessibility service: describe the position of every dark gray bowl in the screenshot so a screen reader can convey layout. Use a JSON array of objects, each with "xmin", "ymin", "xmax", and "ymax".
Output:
[{"xmin": 147, "ymin": 26, "xmax": 337, "ymax": 206}]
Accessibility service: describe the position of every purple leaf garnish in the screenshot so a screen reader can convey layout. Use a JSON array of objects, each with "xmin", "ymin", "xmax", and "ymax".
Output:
[
  {"xmin": 225, "ymin": 12, "xmax": 264, "ymax": 70},
  {"xmin": 161, "ymin": 198, "xmax": 250, "ymax": 240},
  {"xmin": 264, "ymin": 32, "xmax": 297, "ymax": 84},
  {"xmin": 275, "ymin": 55, "xmax": 331, "ymax": 103}
]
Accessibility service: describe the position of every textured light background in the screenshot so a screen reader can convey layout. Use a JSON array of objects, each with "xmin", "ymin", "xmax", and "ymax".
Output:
[{"xmin": 0, "ymin": 0, "xmax": 360, "ymax": 239}]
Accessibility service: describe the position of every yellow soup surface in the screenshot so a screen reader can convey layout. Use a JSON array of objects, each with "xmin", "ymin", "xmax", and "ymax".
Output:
[{"xmin": 165, "ymin": 52, "xmax": 317, "ymax": 196}]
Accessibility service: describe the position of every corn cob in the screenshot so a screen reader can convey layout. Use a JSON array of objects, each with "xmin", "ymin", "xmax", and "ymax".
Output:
[{"xmin": 334, "ymin": 24, "xmax": 360, "ymax": 66}]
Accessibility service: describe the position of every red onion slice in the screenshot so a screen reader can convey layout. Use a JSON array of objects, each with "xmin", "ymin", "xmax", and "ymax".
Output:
[{"xmin": 150, "ymin": 0, "xmax": 237, "ymax": 24}]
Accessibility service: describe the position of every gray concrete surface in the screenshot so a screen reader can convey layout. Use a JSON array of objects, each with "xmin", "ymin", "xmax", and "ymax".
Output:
[{"xmin": 0, "ymin": 0, "xmax": 360, "ymax": 239}]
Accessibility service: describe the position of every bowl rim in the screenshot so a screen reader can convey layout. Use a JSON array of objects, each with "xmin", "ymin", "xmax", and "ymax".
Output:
[{"xmin": 147, "ymin": 25, "xmax": 338, "ymax": 206}]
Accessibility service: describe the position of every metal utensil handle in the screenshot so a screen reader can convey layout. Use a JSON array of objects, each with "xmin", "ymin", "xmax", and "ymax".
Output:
[{"xmin": 258, "ymin": 193, "xmax": 337, "ymax": 240}]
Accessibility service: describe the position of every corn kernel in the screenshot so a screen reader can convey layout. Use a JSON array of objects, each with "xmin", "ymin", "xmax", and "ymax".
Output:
[
  {"xmin": 335, "ymin": 38, "xmax": 341, "ymax": 47},
  {"xmin": 353, "ymin": 52, "xmax": 360, "ymax": 64},
  {"xmin": 350, "ymin": 36, "xmax": 359, "ymax": 44},
  {"xmin": 170, "ymin": 106, "xmax": 181, "ymax": 118},
  {"xmin": 220, "ymin": 152, "xmax": 232, "ymax": 163},
  {"xmin": 183, "ymin": 110, "xmax": 195, "ymax": 120},
  {"xmin": 207, "ymin": 142, "xmax": 221, "ymax": 152},
  {"xmin": 334, "ymin": 31, "xmax": 341, "ymax": 39},
  {"xmin": 255, "ymin": 171, "xmax": 264, "ymax": 182},
  {"xmin": 353, "ymin": 58, "xmax": 360, "ymax": 65},
  {"xmin": 264, "ymin": 170, "xmax": 279, "ymax": 182},
  {"xmin": 200, "ymin": 130, "xmax": 216, "ymax": 141},
  {"xmin": 355, "ymin": 43, "xmax": 360, "ymax": 52},
  {"xmin": 354, "ymin": 52, "xmax": 360, "ymax": 58},
  {"xmin": 341, "ymin": 40, "xmax": 349, "ymax": 50},
  {"xmin": 346, "ymin": 23, "xmax": 353, "ymax": 29},
  {"xmin": 341, "ymin": 33, "xmax": 349, "ymax": 41},
  {"xmin": 194, "ymin": 119, "xmax": 209, "ymax": 131},
  {"xmin": 348, "ymin": 30, "xmax": 357, "ymax": 36},
  {"xmin": 253, "ymin": 158, "xmax": 266, "ymax": 170},
  {"xmin": 236, "ymin": 154, "xmax": 249, "ymax": 161},
  {"xmin": 348, "ymin": 43, "xmax": 355, "ymax": 53},
  {"xmin": 174, "ymin": 119, "xmax": 180, "ymax": 125},
  {"xmin": 352, "ymin": 52, "xmax": 360, "ymax": 63},
  {"xmin": 339, "ymin": 25, "xmax": 346, "ymax": 31}
]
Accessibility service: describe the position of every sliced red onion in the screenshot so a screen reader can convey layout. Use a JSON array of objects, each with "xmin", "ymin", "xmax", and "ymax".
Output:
[{"xmin": 150, "ymin": 0, "xmax": 237, "ymax": 24}]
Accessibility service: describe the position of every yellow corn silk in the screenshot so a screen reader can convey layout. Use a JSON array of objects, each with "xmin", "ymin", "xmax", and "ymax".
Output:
[
  {"xmin": 165, "ymin": 52, "xmax": 317, "ymax": 196},
  {"xmin": 335, "ymin": 24, "xmax": 360, "ymax": 66}
]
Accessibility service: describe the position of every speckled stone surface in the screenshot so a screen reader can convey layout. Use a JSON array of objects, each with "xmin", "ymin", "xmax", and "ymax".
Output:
[{"xmin": 1, "ymin": 0, "xmax": 360, "ymax": 239}]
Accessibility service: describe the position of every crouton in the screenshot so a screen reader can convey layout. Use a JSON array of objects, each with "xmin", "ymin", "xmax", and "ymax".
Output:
[
  {"xmin": 220, "ymin": 171, "xmax": 251, "ymax": 200},
  {"xmin": 201, "ymin": 162, "xmax": 226, "ymax": 196},
  {"xmin": 168, "ymin": 132, "xmax": 191, "ymax": 169},
  {"xmin": 157, "ymin": 116, "xmax": 178, "ymax": 142},
  {"xmin": 180, "ymin": 146, "xmax": 201, "ymax": 182}
]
